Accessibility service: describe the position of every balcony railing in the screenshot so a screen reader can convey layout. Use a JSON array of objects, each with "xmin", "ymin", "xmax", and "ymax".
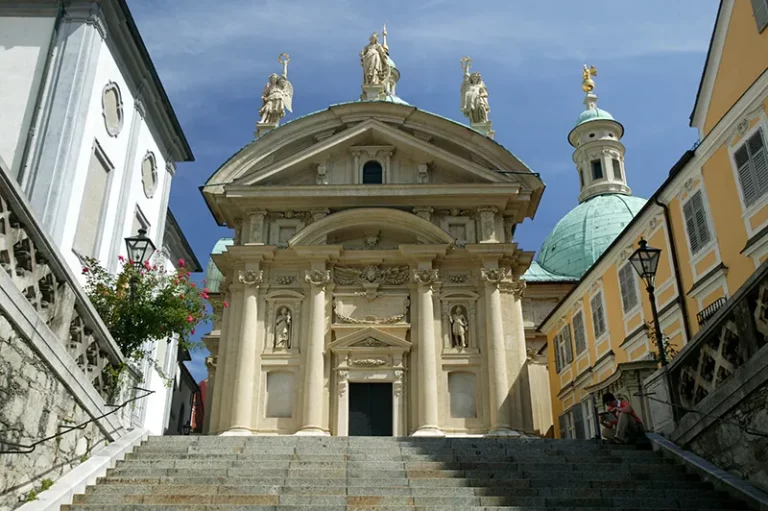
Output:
[
  {"xmin": 668, "ymin": 260, "xmax": 768, "ymax": 411},
  {"xmin": 696, "ymin": 296, "xmax": 728, "ymax": 326},
  {"xmin": 0, "ymin": 162, "xmax": 139, "ymax": 407}
]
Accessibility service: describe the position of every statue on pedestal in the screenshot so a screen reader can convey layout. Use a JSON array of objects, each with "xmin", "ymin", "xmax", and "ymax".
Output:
[
  {"xmin": 450, "ymin": 305, "xmax": 469, "ymax": 348},
  {"xmin": 460, "ymin": 57, "xmax": 490, "ymax": 124},
  {"xmin": 274, "ymin": 306, "xmax": 292, "ymax": 349},
  {"xmin": 360, "ymin": 31, "xmax": 389, "ymax": 86},
  {"xmin": 257, "ymin": 53, "xmax": 294, "ymax": 128}
]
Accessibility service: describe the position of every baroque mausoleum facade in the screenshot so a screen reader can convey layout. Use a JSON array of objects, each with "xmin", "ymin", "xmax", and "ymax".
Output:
[{"xmin": 201, "ymin": 34, "xmax": 556, "ymax": 437}]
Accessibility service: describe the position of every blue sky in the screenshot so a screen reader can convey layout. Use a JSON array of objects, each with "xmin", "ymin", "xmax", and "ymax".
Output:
[{"xmin": 128, "ymin": 0, "xmax": 720, "ymax": 382}]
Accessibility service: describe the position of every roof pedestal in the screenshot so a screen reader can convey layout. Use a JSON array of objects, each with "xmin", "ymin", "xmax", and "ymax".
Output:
[
  {"xmin": 471, "ymin": 121, "xmax": 495, "ymax": 139},
  {"xmin": 361, "ymin": 83, "xmax": 387, "ymax": 101},
  {"xmin": 255, "ymin": 121, "xmax": 279, "ymax": 138}
]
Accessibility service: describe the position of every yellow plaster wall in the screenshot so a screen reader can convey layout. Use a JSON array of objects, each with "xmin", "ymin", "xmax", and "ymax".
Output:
[
  {"xmin": 694, "ymin": 249, "xmax": 718, "ymax": 276},
  {"xmin": 701, "ymin": 146, "xmax": 756, "ymax": 297},
  {"xmin": 704, "ymin": 1, "xmax": 768, "ymax": 135},
  {"xmin": 701, "ymin": 286, "xmax": 727, "ymax": 309},
  {"xmin": 749, "ymin": 203, "xmax": 768, "ymax": 231}
]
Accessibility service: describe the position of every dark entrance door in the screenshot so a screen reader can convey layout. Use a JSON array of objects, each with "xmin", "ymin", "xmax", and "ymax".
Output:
[{"xmin": 348, "ymin": 382, "xmax": 393, "ymax": 436}]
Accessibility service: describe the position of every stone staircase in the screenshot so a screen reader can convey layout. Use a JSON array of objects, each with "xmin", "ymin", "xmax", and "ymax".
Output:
[{"xmin": 63, "ymin": 436, "xmax": 750, "ymax": 510}]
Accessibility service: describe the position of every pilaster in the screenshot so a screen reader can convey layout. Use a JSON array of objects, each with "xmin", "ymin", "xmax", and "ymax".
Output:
[{"xmin": 25, "ymin": 7, "xmax": 105, "ymax": 244}]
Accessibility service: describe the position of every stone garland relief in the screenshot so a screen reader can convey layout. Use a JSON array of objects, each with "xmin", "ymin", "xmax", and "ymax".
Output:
[
  {"xmin": 333, "ymin": 264, "xmax": 410, "ymax": 286},
  {"xmin": 332, "ymin": 298, "xmax": 409, "ymax": 324}
]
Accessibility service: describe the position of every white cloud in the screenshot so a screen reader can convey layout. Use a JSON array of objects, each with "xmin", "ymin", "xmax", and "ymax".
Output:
[{"xmin": 130, "ymin": 0, "xmax": 718, "ymax": 96}]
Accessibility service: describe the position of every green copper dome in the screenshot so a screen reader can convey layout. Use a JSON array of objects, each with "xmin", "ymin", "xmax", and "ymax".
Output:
[
  {"xmin": 575, "ymin": 107, "xmax": 614, "ymax": 127},
  {"xmin": 205, "ymin": 238, "xmax": 233, "ymax": 293},
  {"xmin": 536, "ymin": 194, "xmax": 647, "ymax": 279}
]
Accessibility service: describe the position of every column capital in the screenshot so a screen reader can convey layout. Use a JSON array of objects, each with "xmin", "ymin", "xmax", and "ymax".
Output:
[
  {"xmin": 239, "ymin": 269, "xmax": 264, "ymax": 286},
  {"xmin": 481, "ymin": 267, "xmax": 510, "ymax": 287},
  {"xmin": 411, "ymin": 268, "xmax": 440, "ymax": 287},
  {"xmin": 500, "ymin": 277, "xmax": 526, "ymax": 299},
  {"xmin": 205, "ymin": 356, "xmax": 217, "ymax": 369},
  {"xmin": 305, "ymin": 269, "xmax": 331, "ymax": 287}
]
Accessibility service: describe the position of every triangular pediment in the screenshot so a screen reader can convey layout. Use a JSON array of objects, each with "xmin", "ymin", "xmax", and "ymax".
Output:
[
  {"xmin": 233, "ymin": 118, "xmax": 510, "ymax": 187},
  {"xmin": 329, "ymin": 326, "xmax": 412, "ymax": 352}
]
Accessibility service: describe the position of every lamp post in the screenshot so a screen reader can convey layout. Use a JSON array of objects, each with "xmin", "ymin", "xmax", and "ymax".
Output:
[
  {"xmin": 124, "ymin": 228, "xmax": 155, "ymax": 300},
  {"xmin": 628, "ymin": 238, "xmax": 666, "ymax": 366}
]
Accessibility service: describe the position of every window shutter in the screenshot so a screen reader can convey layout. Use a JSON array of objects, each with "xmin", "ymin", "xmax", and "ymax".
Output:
[
  {"xmin": 563, "ymin": 325, "xmax": 573, "ymax": 364},
  {"xmin": 683, "ymin": 198, "xmax": 700, "ymax": 253},
  {"xmin": 752, "ymin": 0, "xmax": 768, "ymax": 32},
  {"xmin": 573, "ymin": 312, "xmax": 587, "ymax": 355},
  {"xmin": 736, "ymin": 144, "xmax": 759, "ymax": 206},
  {"xmin": 591, "ymin": 293, "xmax": 606, "ymax": 338},
  {"xmin": 554, "ymin": 334, "xmax": 562, "ymax": 373},
  {"xmin": 690, "ymin": 191, "xmax": 711, "ymax": 248},
  {"xmin": 618, "ymin": 265, "xmax": 638, "ymax": 312},
  {"xmin": 748, "ymin": 130, "xmax": 768, "ymax": 195}
]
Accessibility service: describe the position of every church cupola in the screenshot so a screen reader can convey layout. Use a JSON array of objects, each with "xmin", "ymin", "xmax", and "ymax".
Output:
[{"xmin": 568, "ymin": 66, "xmax": 631, "ymax": 203}]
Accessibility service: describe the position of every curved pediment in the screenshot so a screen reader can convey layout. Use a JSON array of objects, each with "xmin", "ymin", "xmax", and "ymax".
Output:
[{"xmin": 289, "ymin": 208, "xmax": 454, "ymax": 246}]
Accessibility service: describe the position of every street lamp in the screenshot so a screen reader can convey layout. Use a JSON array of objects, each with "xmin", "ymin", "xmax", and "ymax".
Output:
[
  {"xmin": 629, "ymin": 238, "xmax": 666, "ymax": 365},
  {"xmin": 124, "ymin": 228, "xmax": 155, "ymax": 300}
]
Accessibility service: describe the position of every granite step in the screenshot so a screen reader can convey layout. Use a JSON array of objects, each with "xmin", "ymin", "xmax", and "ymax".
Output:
[{"xmin": 65, "ymin": 437, "xmax": 748, "ymax": 510}]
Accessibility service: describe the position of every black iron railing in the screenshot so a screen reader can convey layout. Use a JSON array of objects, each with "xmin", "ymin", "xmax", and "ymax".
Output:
[
  {"xmin": 696, "ymin": 296, "xmax": 728, "ymax": 326},
  {"xmin": 0, "ymin": 387, "xmax": 154, "ymax": 454}
]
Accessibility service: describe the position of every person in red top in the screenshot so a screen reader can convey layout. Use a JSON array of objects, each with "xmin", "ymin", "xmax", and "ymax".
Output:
[{"xmin": 600, "ymin": 392, "xmax": 643, "ymax": 444}]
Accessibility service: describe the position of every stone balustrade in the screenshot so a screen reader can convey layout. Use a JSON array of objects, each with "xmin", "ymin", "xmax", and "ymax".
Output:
[
  {"xmin": 0, "ymin": 159, "xmax": 140, "ymax": 508},
  {"xmin": 644, "ymin": 258, "xmax": 768, "ymax": 493}
]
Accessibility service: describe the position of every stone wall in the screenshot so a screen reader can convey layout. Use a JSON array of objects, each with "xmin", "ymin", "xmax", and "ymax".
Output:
[
  {"xmin": 0, "ymin": 318, "xmax": 109, "ymax": 510},
  {"xmin": 686, "ymin": 380, "xmax": 768, "ymax": 493}
]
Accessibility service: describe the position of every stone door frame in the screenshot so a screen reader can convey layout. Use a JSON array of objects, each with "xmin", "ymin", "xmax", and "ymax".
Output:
[{"xmin": 328, "ymin": 327, "xmax": 411, "ymax": 437}]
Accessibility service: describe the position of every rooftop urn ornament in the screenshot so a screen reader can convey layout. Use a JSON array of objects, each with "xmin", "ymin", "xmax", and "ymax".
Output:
[
  {"xmin": 360, "ymin": 27, "xmax": 391, "ymax": 100},
  {"xmin": 255, "ymin": 53, "xmax": 294, "ymax": 137},
  {"xmin": 460, "ymin": 56, "xmax": 494, "ymax": 138}
]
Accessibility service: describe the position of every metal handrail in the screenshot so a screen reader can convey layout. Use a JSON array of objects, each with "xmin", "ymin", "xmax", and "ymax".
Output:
[
  {"xmin": 696, "ymin": 296, "xmax": 728, "ymax": 326},
  {"xmin": 0, "ymin": 387, "xmax": 155, "ymax": 454}
]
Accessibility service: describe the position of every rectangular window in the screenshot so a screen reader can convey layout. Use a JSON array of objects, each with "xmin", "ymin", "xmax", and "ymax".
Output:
[
  {"xmin": 752, "ymin": 0, "xmax": 768, "ymax": 32},
  {"xmin": 558, "ymin": 414, "xmax": 568, "ymax": 439},
  {"xmin": 558, "ymin": 325, "xmax": 573, "ymax": 367},
  {"xmin": 735, "ymin": 128, "xmax": 768, "ymax": 207},
  {"xmin": 591, "ymin": 159, "xmax": 603, "ymax": 180},
  {"xmin": 612, "ymin": 158, "xmax": 623, "ymax": 180},
  {"xmin": 572, "ymin": 311, "xmax": 587, "ymax": 355},
  {"xmin": 591, "ymin": 292, "xmax": 607, "ymax": 339},
  {"xmin": 573, "ymin": 405, "xmax": 586, "ymax": 439},
  {"xmin": 682, "ymin": 190, "xmax": 712, "ymax": 254},
  {"xmin": 618, "ymin": 264, "xmax": 639, "ymax": 312},
  {"xmin": 73, "ymin": 145, "xmax": 112, "ymax": 257}
]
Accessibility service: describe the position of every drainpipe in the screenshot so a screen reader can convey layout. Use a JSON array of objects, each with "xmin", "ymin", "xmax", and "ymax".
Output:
[
  {"xmin": 16, "ymin": 0, "xmax": 66, "ymax": 186},
  {"xmin": 654, "ymin": 197, "xmax": 693, "ymax": 343}
]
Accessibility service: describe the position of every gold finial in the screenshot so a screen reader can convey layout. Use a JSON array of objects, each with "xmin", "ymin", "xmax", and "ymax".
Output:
[
  {"xmin": 278, "ymin": 53, "xmax": 290, "ymax": 78},
  {"xmin": 382, "ymin": 24, "xmax": 389, "ymax": 51},
  {"xmin": 582, "ymin": 64, "xmax": 598, "ymax": 93}
]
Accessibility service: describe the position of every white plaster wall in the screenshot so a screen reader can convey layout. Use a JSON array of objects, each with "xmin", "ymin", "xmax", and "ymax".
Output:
[
  {"xmin": 57, "ymin": 33, "xmax": 170, "ymax": 283},
  {"xmin": 46, "ymin": 32, "xmax": 176, "ymax": 434},
  {"xmin": 0, "ymin": 16, "xmax": 54, "ymax": 175}
]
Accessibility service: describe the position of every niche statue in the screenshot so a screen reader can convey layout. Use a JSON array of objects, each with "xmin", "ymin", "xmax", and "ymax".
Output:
[
  {"xmin": 274, "ymin": 307, "xmax": 292, "ymax": 349},
  {"xmin": 450, "ymin": 305, "xmax": 469, "ymax": 348}
]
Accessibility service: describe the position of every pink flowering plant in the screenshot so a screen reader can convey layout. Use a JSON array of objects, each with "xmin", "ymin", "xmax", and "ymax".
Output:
[{"xmin": 82, "ymin": 255, "xmax": 210, "ymax": 373}]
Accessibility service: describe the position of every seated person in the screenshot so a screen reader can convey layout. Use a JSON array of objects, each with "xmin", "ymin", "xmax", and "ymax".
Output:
[{"xmin": 600, "ymin": 392, "xmax": 644, "ymax": 444}]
